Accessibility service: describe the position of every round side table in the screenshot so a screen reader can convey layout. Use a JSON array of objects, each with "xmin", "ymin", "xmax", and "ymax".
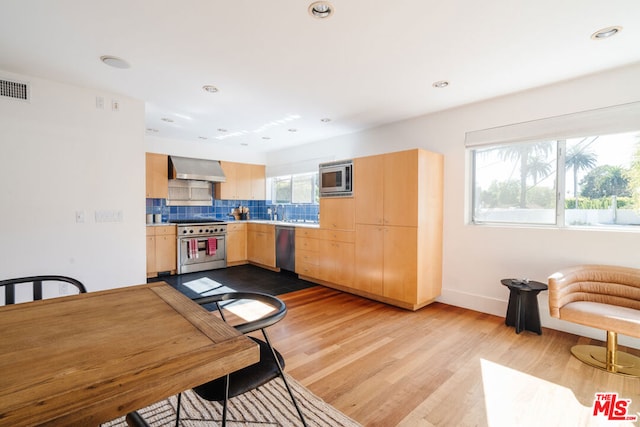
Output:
[{"xmin": 501, "ymin": 279, "xmax": 548, "ymax": 335}]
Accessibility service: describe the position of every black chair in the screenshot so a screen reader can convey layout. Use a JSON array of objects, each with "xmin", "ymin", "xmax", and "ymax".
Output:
[
  {"xmin": 0, "ymin": 275, "xmax": 86, "ymax": 305},
  {"xmin": 125, "ymin": 411, "xmax": 150, "ymax": 427},
  {"xmin": 174, "ymin": 291, "xmax": 307, "ymax": 427}
]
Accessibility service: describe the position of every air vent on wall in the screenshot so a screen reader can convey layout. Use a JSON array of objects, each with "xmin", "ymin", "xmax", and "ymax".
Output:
[{"xmin": 0, "ymin": 79, "xmax": 29, "ymax": 101}]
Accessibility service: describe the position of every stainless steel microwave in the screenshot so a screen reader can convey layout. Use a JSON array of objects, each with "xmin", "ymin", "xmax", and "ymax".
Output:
[{"xmin": 319, "ymin": 160, "xmax": 353, "ymax": 197}]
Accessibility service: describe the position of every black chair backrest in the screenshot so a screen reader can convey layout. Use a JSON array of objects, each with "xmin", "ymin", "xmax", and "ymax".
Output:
[
  {"xmin": 0, "ymin": 275, "xmax": 86, "ymax": 305},
  {"xmin": 125, "ymin": 410, "xmax": 151, "ymax": 427},
  {"xmin": 193, "ymin": 291, "xmax": 287, "ymax": 334}
]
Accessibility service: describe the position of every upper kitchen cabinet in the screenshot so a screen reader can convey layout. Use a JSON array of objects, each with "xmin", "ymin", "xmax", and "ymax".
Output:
[
  {"xmin": 355, "ymin": 150, "xmax": 428, "ymax": 227},
  {"xmin": 353, "ymin": 154, "xmax": 384, "ymax": 225},
  {"xmin": 215, "ymin": 161, "xmax": 265, "ymax": 200},
  {"xmin": 145, "ymin": 153, "xmax": 168, "ymax": 199},
  {"xmin": 249, "ymin": 164, "xmax": 266, "ymax": 200}
]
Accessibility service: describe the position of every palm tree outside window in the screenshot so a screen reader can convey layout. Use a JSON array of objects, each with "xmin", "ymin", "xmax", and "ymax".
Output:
[{"xmin": 471, "ymin": 130, "xmax": 640, "ymax": 228}]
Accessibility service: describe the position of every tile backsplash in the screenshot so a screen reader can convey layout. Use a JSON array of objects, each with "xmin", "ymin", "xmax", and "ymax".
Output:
[{"xmin": 146, "ymin": 199, "xmax": 319, "ymax": 223}]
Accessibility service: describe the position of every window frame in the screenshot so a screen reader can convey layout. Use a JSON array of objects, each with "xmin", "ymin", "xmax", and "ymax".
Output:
[
  {"xmin": 469, "ymin": 134, "xmax": 639, "ymax": 230},
  {"xmin": 268, "ymin": 171, "xmax": 319, "ymax": 205}
]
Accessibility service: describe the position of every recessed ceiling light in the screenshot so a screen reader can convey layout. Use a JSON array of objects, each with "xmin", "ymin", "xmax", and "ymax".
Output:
[
  {"xmin": 146, "ymin": 128, "xmax": 159, "ymax": 133},
  {"xmin": 202, "ymin": 85, "xmax": 219, "ymax": 93},
  {"xmin": 320, "ymin": 118, "xmax": 331, "ymax": 122},
  {"xmin": 240, "ymin": 143, "xmax": 249, "ymax": 146},
  {"xmin": 100, "ymin": 55, "xmax": 130, "ymax": 69},
  {"xmin": 198, "ymin": 136, "xmax": 208, "ymax": 140},
  {"xmin": 288, "ymin": 128, "xmax": 298, "ymax": 132},
  {"xmin": 160, "ymin": 117, "xmax": 174, "ymax": 123},
  {"xmin": 217, "ymin": 128, "xmax": 227, "ymax": 132},
  {"xmin": 432, "ymin": 80, "xmax": 449, "ymax": 88},
  {"xmin": 309, "ymin": 1, "xmax": 334, "ymax": 19},
  {"xmin": 591, "ymin": 26, "xmax": 622, "ymax": 40},
  {"xmin": 262, "ymin": 136, "xmax": 271, "ymax": 140}
]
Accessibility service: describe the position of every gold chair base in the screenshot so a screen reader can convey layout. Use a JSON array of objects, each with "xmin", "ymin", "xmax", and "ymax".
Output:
[{"xmin": 571, "ymin": 345, "xmax": 640, "ymax": 377}]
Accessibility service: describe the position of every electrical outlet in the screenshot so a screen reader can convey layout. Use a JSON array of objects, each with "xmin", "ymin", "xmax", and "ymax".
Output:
[
  {"xmin": 111, "ymin": 99, "xmax": 120, "ymax": 112},
  {"xmin": 96, "ymin": 96, "xmax": 104, "ymax": 109}
]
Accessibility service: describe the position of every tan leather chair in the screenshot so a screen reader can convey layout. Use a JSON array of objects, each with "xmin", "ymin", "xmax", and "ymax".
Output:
[{"xmin": 548, "ymin": 265, "xmax": 640, "ymax": 376}]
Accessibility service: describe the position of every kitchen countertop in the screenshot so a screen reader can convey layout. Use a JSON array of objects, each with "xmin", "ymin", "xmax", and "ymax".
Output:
[
  {"xmin": 146, "ymin": 220, "xmax": 319, "ymax": 228},
  {"xmin": 242, "ymin": 220, "xmax": 320, "ymax": 228}
]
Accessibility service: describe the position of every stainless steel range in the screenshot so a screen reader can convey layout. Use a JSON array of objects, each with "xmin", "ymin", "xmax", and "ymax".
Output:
[{"xmin": 175, "ymin": 220, "xmax": 227, "ymax": 274}]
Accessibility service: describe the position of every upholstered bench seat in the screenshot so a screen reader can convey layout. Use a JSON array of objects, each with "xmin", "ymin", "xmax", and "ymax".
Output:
[
  {"xmin": 549, "ymin": 264, "xmax": 640, "ymax": 377},
  {"xmin": 560, "ymin": 301, "xmax": 640, "ymax": 338}
]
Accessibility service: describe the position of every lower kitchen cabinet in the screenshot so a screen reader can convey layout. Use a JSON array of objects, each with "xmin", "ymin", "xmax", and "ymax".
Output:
[
  {"xmin": 247, "ymin": 223, "xmax": 276, "ymax": 269},
  {"xmin": 354, "ymin": 224, "xmax": 440, "ymax": 310},
  {"xmin": 295, "ymin": 228, "xmax": 321, "ymax": 278},
  {"xmin": 317, "ymin": 230, "xmax": 354, "ymax": 286},
  {"xmin": 295, "ymin": 228, "xmax": 354, "ymax": 287},
  {"xmin": 226, "ymin": 222, "xmax": 247, "ymax": 266},
  {"xmin": 146, "ymin": 225, "xmax": 176, "ymax": 278},
  {"xmin": 352, "ymin": 225, "xmax": 384, "ymax": 295}
]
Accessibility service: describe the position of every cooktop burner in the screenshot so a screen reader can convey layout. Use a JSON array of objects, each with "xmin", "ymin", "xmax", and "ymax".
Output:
[{"xmin": 171, "ymin": 219, "xmax": 226, "ymax": 224}]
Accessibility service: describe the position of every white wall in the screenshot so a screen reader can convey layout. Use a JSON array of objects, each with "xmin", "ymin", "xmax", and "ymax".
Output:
[
  {"xmin": 0, "ymin": 70, "xmax": 146, "ymax": 292},
  {"xmin": 266, "ymin": 62, "xmax": 640, "ymax": 348},
  {"xmin": 146, "ymin": 135, "xmax": 267, "ymax": 165}
]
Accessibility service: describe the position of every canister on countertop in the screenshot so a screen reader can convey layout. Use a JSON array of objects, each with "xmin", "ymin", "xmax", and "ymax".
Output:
[
  {"xmin": 146, "ymin": 214, "xmax": 153, "ymax": 224},
  {"xmin": 154, "ymin": 214, "xmax": 162, "ymax": 223}
]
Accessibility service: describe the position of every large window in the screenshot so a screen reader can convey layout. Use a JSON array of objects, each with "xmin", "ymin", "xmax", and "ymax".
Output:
[
  {"xmin": 269, "ymin": 172, "xmax": 319, "ymax": 204},
  {"xmin": 471, "ymin": 131, "xmax": 640, "ymax": 228}
]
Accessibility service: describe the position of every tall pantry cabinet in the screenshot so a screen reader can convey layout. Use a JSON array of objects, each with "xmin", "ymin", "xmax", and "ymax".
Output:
[{"xmin": 354, "ymin": 149, "xmax": 443, "ymax": 310}]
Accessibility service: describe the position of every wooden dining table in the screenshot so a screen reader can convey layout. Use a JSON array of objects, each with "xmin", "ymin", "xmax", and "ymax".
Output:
[{"xmin": 0, "ymin": 281, "xmax": 259, "ymax": 426}]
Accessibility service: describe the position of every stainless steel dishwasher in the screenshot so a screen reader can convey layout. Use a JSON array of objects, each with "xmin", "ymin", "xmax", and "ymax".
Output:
[{"xmin": 275, "ymin": 225, "xmax": 295, "ymax": 272}]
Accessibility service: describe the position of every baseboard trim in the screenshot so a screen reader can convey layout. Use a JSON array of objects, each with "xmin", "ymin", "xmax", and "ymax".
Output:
[{"xmin": 438, "ymin": 287, "xmax": 640, "ymax": 350}]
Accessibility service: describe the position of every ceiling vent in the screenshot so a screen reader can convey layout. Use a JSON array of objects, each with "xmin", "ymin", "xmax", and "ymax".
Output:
[{"xmin": 0, "ymin": 78, "xmax": 29, "ymax": 101}]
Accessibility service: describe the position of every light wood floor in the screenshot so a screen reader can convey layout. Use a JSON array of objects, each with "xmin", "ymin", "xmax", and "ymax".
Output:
[{"xmin": 269, "ymin": 286, "xmax": 640, "ymax": 427}]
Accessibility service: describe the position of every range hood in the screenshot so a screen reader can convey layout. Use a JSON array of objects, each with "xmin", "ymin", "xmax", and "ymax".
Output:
[{"xmin": 169, "ymin": 155, "xmax": 226, "ymax": 182}]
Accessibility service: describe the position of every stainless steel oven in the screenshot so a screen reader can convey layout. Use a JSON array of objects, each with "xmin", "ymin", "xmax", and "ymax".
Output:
[{"xmin": 175, "ymin": 221, "xmax": 227, "ymax": 274}]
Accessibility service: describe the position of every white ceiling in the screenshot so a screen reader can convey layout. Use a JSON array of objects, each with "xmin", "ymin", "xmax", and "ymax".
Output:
[{"xmin": 1, "ymin": 1, "xmax": 639, "ymax": 152}]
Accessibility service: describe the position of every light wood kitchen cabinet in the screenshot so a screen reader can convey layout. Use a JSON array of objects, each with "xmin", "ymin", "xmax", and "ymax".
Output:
[
  {"xmin": 353, "ymin": 154, "xmax": 384, "ymax": 225},
  {"xmin": 295, "ymin": 228, "xmax": 354, "ymax": 287},
  {"xmin": 317, "ymin": 230, "xmax": 354, "ymax": 287},
  {"xmin": 353, "ymin": 149, "xmax": 444, "ymax": 310},
  {"xmin": 246, "ymin": 223, "xmax": 276, "ymax": 268},
  {"xmin": 319, "ymin": 197, "xmax": 354, "ymax": 230},
  {"xmin": 215, "ymin": 161, "xmax": 239, "ymax": 200},
  {"xmin": 146, "ymin": 225, "xmax": 176, "ymax": 277},
  {"xmin": 227, "ymin": 222, "xmax": 248, "ymax": 266},
  {"xmin": 249, "ymin": 164, "xmax": 266, "ymax": 200},
  {"xmin": 146, "ymin": 231, "xmax": 156, "ymax": 275},
  {"xmin": 355, "ymin": 149, "xmax": 420, "ymax": 227},
  {"xmin": 215, "ymin": 161, "xmax": 266, "ymax": 200},
  {"xmin": 145, "ymin": 153, "xmax": 168, "ymax": 199},
  {"xmin": 295, "ymin": 227, "xmax": 321, "ymax": 278},
  {"xmin": 354, "ymin": 224, "xmax": 426, "ymax": 304},
  {"xmin": 352, "ymin": 225, "xmax": 384, "ymax": 295}
]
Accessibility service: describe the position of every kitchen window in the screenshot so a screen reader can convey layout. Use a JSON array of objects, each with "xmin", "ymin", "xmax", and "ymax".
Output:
[
  {"xmin": 268, "ymin": 172, "xmax": 319, "ymax": 204},
  {"xmin": 470, "ymin": 130, "xmax": 640, "ymax": 228}
]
